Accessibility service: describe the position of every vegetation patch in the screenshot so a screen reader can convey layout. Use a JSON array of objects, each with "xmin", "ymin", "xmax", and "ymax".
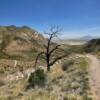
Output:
[
  {"xmin": 61, "ymin": 57, "xmax": 91, "ymax": 99},
  {"xmin": 27, "ymin": 68, "xmax": 46, "ymax": 89}
]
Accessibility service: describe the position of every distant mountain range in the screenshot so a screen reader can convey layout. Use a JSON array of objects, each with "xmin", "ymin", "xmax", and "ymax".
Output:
[
  {"xmin": 55, "ymin": 35, "xmax": 100, "ymax": 45},
  {"xmin": 84, "ymin": 38, "xmax": 100, "ymax": 53},
  {"xmin": 64, "ymin": 35, "xmax": 99, "ymax": 41},
  {"xmin": 78, "ymin": 35, "xmax": 99, "ymax": 41}
]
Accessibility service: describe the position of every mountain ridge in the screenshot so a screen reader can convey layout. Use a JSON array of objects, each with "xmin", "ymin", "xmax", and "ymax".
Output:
[{"xmin": 0, "ymin": 25, "xmax": 46, "ymax": 59}]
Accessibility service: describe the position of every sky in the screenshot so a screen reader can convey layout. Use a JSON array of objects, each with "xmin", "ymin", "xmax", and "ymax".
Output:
[{"xmin": 0, "ymin": 0, "xmax": 100, "ymax": 38}]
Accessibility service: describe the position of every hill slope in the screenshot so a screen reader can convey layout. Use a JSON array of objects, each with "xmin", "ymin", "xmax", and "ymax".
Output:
[
  {"xmin": 84, "ymin": 38, "xmax": 100, "ymax": 53},
  {"xmin": 0, "ymin": 25, "xmax": 46, "ymax": 60}
]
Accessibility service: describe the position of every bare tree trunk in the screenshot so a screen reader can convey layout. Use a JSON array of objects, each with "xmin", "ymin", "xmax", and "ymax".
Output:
[
  {"xmin": 47, "ymin": 62, "xmax": 50, "ymax": 71},
  {"xmin": 46, "ymin": 54, "xmax": 50, "ymax": 71}
]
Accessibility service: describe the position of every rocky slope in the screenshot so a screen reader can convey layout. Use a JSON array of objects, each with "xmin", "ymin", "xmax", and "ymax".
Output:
[{"xmin": 0, "ymin": 25, "xmax": 46, "ymax": 59}]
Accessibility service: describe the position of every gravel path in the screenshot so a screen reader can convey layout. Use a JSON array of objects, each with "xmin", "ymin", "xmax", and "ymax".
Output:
[{"xmin": 87, "ymin": 54, "xmax": 100, "ymax": 100}]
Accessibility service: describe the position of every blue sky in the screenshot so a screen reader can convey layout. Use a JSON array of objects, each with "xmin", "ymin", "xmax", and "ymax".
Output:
[{"xmin": 0, "ymin": 0, "xmax": 100, "ymax": 38}]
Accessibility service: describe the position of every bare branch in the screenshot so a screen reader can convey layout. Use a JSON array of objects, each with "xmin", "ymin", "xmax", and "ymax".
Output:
[
  {"xmin": 35, "ymin": 25, "xmax": 69, "ymax": 71},
  {"xmin": 49, "ymin": 45, "xmax": 61, "ymax": 54},
  {"xmin": 43, "ymin": 44, "xmax": 48, "ymax": 49},
  {"xmin": 49, "ymin": 54, "xmax": 69, "ymax": 67},
  {"xmin": 34, "ymin": 52, "xmax": 44, "ymax": 68}
]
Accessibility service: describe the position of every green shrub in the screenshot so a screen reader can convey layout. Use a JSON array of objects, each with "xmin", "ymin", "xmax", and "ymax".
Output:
[
  {"xmin": 61, "ymin": 60, "xmax": 74, "ymax": 71},
  {"xmin": 63, "ymin": 94, "xmax": 77, "ymax": 100},
  {"xmin": 82, "ymin": 95, "xmax": 92, "ymax": 100},
  {"xmin": 27, "ymin": 68, "xmax": 46, "ymax": 89}
]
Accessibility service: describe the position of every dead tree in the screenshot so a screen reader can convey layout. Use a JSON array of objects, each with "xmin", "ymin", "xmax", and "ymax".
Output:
[{"xmin": 34, "ymin": 26, "xmax": 69, "ymax": 71}]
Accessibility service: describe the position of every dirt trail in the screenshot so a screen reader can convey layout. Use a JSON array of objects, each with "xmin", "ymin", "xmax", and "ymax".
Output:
[{"xmin": 87, "ymin": 54, "xmax": 100, "ymax": 100}]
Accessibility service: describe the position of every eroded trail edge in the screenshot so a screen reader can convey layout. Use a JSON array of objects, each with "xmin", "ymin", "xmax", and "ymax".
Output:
[{"xmin": 87, "ymin": 54, "xmax": 100, "ymax": 100}]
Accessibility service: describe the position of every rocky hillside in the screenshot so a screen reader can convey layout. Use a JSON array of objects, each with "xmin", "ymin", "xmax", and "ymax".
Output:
[
  {"xmin": 0, "ymin": 25, "xmax": 46, "ymax": 60},
  {"xmin": 84, "ymin": 38, "xmax": 100, "ymax": 53}
]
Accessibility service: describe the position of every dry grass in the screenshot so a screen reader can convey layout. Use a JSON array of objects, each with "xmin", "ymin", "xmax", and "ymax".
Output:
[{"xmin": 0, "ymin": 56, "xmax": 92, "ymax": 100}]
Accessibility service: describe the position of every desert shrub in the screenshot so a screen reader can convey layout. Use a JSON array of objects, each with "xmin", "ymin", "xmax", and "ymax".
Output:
[
  {"xmin": 82, "ymin": 95, "xmax": 92, "ymax": 100},
  {"xmin": 0, "ymin": 69, "xmax": 4, "ymax": 74},
  {"xmin": 71, "ymin": 82, "xmax": 81, "ymax": 90},
  {"xmin": 63, "ymin": 94, "xmax": 77, "ymax": 100},
  {"xmin": 61, "ymin": 60, "xmax": 74, "ymax": 71},
  {"xmin": 27, "ymin": 68, "xmax": 46, "ymax": 89},
  {"xmin": 0, "ymin": 80, "xmax": 5, "ymax": 86}
]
